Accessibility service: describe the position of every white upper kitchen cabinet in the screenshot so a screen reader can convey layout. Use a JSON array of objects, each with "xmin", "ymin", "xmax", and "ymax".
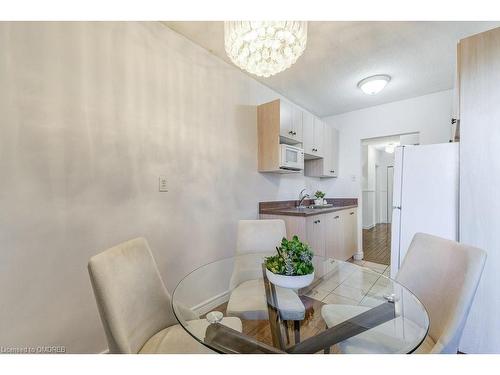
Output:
[
  {"xmin": 304, "ymin": 124, "xmax": 339, "ymax": 178},
  {"xmin": 302, "ymin": 112, "xmax": 324, "ymax": 158},
  {"xmin": 302, "ymin": 111, "xmax": 314, "ymax": 155},
  {"xmin": 291, "ymin": 105, "xmax": 303, "ymax": 143},
  {"xmin": 279, "ymin": 99, "xmax": 302, "ymax": 144},
  {"xmin": 330, "ymin": 127, "xmax": 339, "ymax": 176},
  {"xmin": 313, "ymin": 118, "xmax": 324, "ymax": 157}
]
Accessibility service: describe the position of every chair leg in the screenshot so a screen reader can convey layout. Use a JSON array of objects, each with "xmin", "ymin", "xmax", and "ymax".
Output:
[
  {"xmin": 324, "ymin": 324, "xmax": 331, "ymax": 354},
  {"xmin": 283, "ymin": 320, "xmax": 290, "ymax": 344},
  {"xmin": 294, "ymin": 320, "xmax": 300, "ymax": 344}
]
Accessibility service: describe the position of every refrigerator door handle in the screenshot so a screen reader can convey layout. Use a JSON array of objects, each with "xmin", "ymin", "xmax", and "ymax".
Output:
[{"xmin": 392, "ymin": 206, "xmax": 401, "ymax": 210}]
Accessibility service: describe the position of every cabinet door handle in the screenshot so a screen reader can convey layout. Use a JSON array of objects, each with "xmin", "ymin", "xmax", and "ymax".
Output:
[
  {"xmin": 330, "ymin": 170, "xmax": 335, "ymax": 173},
  {"xmin": 317, "ymin": 219, "xmax": 321, "ymax": 223},
  {"xmin": 334, "ymin": 216, "xmax": 340, "ymax": 219},
  {"xmin": 288, "ymin": 130, "xmax": 293, "ymax": 135},
  {"xmin": 350, "ymin": 212, "xmax": 354, "ymax": 215}
]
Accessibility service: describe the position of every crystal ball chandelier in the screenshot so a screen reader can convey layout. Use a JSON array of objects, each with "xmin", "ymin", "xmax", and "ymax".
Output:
[{"xmin": 224, "ymin": 21, "xmax": 308, "ymax": 78}]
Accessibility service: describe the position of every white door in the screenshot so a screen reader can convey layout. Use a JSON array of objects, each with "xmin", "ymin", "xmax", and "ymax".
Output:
[{"xmin": 387, "ymin": 166, "xmax": 394, "ymax": 224}]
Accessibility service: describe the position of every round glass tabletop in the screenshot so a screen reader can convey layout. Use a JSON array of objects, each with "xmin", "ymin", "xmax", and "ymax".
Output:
[{"xmin": 172, "ymin": 254, "xmax": 429, "ymax": 354}]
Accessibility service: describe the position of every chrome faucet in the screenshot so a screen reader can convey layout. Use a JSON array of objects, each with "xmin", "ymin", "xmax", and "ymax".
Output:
[{"xmin": 298, "ymin": 189, "xmax": 309, "ymax": 207}]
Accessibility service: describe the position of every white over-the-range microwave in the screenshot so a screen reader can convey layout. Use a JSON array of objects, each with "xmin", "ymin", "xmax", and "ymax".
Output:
[{"xmin": 279, "ymin": 144, "xmax": 304, "ymax": 171}]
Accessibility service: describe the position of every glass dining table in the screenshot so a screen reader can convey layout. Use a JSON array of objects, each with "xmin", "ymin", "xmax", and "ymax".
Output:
[{"xmin": 172, "ymin": 254, "xmax": 429, "ymax": 354}]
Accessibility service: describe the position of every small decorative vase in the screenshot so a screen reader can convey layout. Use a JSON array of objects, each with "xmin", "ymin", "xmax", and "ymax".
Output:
[{"xmin": 265, "ymin": 269, "xmax": 315, "ymax": 289}]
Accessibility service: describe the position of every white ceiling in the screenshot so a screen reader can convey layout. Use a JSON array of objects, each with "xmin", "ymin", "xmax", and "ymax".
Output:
[{"xmin": 164, "ymin": 21, "xmax": 500, "ymax": 117}]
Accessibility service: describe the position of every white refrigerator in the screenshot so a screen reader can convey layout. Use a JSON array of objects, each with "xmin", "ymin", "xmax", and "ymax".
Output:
[{"xmin": 390, "ymin": 143, "xmax": 459, "ymax": 277}]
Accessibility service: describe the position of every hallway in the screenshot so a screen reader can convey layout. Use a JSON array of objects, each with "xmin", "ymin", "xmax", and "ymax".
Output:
[{"xmin": 363, "ymin": 223, "xmax": 391, "ymax": 265}]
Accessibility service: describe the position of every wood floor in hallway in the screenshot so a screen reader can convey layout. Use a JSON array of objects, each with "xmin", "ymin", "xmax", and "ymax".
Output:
[{"xmin": 363, "ymin": 223, "xmax": 391, "ymax": 265}]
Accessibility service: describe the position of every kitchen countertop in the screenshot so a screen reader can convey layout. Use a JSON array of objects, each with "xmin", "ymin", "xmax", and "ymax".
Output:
[{"xmin": 259, "ymin": 198, "xmax": 358, "ymax": 217}]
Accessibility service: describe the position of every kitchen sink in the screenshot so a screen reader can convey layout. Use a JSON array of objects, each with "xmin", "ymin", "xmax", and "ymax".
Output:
[{"xmin": 305, "ymin": 204, "xmax": 334, "ymax": 209}]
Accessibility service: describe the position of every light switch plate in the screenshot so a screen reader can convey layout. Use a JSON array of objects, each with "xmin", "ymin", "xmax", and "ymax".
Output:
[{"xmin": 159, "ymin": 176, "xmax": 168, "ymax": 192}]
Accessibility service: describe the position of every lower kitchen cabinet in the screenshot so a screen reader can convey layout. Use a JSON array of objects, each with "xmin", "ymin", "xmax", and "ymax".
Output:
[
  {"xmin": 325, "ymin": 212, "xmax": 343, "ymax": 260},
  {"xmin": 306, "ymin": 216, "xmax": 326, "ymax": 257},
  {"xmin": 343, "ymin": 208, "xmax": 358, "ymax": 258},
  {"xmin": 260, "ymin": 207, "xmax": 358, "ymax": 261}
]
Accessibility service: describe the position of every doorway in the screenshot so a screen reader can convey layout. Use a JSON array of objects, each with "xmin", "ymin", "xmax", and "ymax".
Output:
[{"xmin": 361, "ymin": 133, "xmax": 418, "ymax": 265}]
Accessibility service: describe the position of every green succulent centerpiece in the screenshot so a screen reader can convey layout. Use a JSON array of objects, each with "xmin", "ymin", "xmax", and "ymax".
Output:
[
  {"xmin": 314, "ymin": 190, "xmax": 326, "ymax": 199},
  {"xmin": 314, "ymin": 190, "xmax": 326, "ymax": 206},
  {"xmin": 264, "ymin": 236, "xmax": 315, "ymax": 288}
]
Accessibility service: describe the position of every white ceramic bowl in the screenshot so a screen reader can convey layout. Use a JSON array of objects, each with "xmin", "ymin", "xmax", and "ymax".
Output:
[{"xmin": 265, "ymin": 269, "xmax": 314, "ymax": 289}]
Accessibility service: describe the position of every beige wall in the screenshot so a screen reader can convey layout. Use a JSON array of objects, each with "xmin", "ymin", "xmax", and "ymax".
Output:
[{"xmin": 0, "ymin": 22, "xmax": 334, "ymax": 353}]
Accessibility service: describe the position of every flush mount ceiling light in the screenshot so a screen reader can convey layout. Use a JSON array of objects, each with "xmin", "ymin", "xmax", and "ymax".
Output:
[
  {"xmin": 385, "ymin": 144, "xmax": 396, "ymax": 154},
  {"xmin": 358, "ymin": 74, "xmax": 391, "ymax": 95},
  {"xmin": 224, "ymin": 21, "xmax": 307, "ymax": 78}
]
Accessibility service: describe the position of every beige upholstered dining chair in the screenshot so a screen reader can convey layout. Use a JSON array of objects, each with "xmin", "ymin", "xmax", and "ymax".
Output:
[
  {"xmin": 88, "ymin": 237, "xmax": 242, "ymax": 354},
  {"xmin": 226, "ymin": 220, "xmax": 305, "ymax": 322},
  {"xmin": 321, "ymin": 232, "xmax": 486, "ymax": 354}
]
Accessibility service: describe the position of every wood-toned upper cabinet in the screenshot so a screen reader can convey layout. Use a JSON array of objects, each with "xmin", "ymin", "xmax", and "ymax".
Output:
[
  {"xmin": 279, "ymin": 100, "xmax": 293, "ymax": 139},
  {"xmin": 291, "ymin": 106, "xmax": 303, "ymax": 143},
  {"xmin": 304, "ymin": 124, "xmax": 339, "ymax": 178},
  {"xmin": 329, "ymin": 127, "xmax": 339, "ymax": 177},
  {"xmin": 321, "ymin": 125, "xmax": 338, "ymax": 177},
  {"xmin": 257, "ymin": 99, "xmax": 303, "ymax": 173},
  {"xmin": 313, "ymin": 118, "xmax": 324, "ymax": 158},
  {"xmin": 279, "ymin": 100, "xmax": 302, "ymax": 144},
  {"xmin": 303, "ymin": 114, "xmax": 324, "ymax": 158},
  {"xmin": 302, "ymin": 111, "xmax": 314, "ymax": 155}
]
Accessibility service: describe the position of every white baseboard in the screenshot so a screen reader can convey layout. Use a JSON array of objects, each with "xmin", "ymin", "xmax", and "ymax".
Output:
[{"xmin": 191, "ymin": 290, "xmax": 231, "ymax": 316}]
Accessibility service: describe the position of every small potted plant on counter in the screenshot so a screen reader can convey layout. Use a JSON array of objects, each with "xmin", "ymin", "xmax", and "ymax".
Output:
[
  {"xmin": 314, "ymin": 190, "xmax": 326, "ymax": 206},
  {"xmin": 264, "ymin": 236, "xmax": 314, "ymax": 289}
]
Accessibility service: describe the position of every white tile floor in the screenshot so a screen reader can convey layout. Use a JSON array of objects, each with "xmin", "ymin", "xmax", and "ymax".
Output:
[{"xmin": 308, "ymin": 260, "xmax": 392, "ymax": 306}]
